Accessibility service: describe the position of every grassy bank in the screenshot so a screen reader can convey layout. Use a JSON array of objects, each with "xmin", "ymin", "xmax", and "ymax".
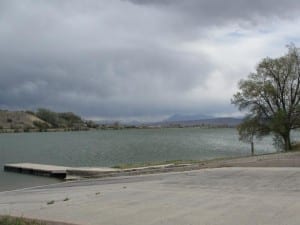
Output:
[
  {"xmin": 0, "ymin": 216, "xmax": 44, "ymax": 225},
  {"xmin": 113, "ymin": 149, "xmax": 300, "ymax": 169},
  {"xmin": 112, "ymin": 159, "xmax": 202, "ymax": 169}
]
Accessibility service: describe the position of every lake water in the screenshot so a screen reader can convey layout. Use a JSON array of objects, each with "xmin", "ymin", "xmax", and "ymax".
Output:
[{"xmin": 0, "ymin": 127, "xmax": 293, "ymax": 191}]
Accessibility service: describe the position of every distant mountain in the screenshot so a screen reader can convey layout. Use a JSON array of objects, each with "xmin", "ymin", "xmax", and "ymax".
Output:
[
  {"xmin": 165, "ymin": 114, "xmax": 213, "ymax": 122},
  {"xmin": 191, "ymin": 117, "xmax": 242, "ymax": 127},
  {"xmin": 125, "ymin": 120, "xmax": 143, "ymax": 126}
]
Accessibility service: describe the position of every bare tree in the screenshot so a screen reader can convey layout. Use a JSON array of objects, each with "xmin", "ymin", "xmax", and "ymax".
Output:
[{"xmin": 232, "ymin": 44, "xmax": 300, "ymax": 151}]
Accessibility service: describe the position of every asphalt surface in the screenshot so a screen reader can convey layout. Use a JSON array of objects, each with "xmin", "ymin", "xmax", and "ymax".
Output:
[{"xmin": 1, "ymin": 167, "xmax": 300, "ymax": 225}]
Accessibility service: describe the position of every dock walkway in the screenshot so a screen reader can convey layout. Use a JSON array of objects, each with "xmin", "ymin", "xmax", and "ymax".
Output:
[
  {"xmin": 4, "ymin": 163, "xmax": 69, "ymax": 178},
  {"xmin": 4, "ymin": 163, "xmax": 120, "ymax": 179}
]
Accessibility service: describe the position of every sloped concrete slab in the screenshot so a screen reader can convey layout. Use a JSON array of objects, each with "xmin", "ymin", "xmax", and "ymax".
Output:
[{"xmin": 1, "ymin": 167, "xmax": 299, "ymax": 225}]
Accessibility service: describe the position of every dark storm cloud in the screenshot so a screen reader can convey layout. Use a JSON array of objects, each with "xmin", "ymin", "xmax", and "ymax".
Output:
[
  {"xmin": 0, "ymin": 0, "xmax": 300, "ymax": 120},
  {"xmin": 0, "ymin": 45, "xmax": 212, "ymax": 117},
  {"xmin": 128, "ymin": 0, "xmax": 300, "ymax": 22}
]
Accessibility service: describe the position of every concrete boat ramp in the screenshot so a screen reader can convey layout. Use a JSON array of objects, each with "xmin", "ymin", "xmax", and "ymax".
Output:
[
  {"xmin": 1, "ymin": 167, "xmax": 300, "ymax": 225},
  {"xmin": 4, "ymin": 163, "xmax": 121, "ymax": 180}
]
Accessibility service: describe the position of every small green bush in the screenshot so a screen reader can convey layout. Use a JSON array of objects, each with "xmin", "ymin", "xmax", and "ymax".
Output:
[
  {"xmin": 25, "ymin": 111, "xmax": 35, "ymax": 116},
  {"xmin": 23, "ymin": 125, "xmax": 32, "ymax": 132},
  {"xmin": 33, "ymin": 121, "xmax": 49, "ymax": 131}
]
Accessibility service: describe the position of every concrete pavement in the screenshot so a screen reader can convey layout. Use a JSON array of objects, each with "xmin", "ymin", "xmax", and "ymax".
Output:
[{"xmin": 0, "ymin": 167, "xmax": 300, "ymax": 225}]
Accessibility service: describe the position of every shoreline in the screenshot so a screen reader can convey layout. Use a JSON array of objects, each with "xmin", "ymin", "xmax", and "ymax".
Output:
[
  {"xmin": 66, "ymin": 150, "xmax": 300, "ymax": 179},
  {"xmin": 0, "ymin": 126, "xmax": 236, "ymax": 134},
  {"xmin": 3, "ymin": 151, "xmax": 300, "ymax": 193}
]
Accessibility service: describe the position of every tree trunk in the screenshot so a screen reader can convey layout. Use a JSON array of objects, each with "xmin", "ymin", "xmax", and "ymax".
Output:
[
  {"xmin": 287, "ymin": 134, "xmax": 292, "ymax": 150},
  {"xmin": 283, "ymin": 131, "xmax": 292, "ymax": 151},
  {"xmin": 251, "ymin": 141, "xmax": 254, "ymax": 156}
]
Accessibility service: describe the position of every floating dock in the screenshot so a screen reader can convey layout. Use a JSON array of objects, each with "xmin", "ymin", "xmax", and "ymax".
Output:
[
  {"xmin": 4, "ymin": 163, "xmax": 121, "ymax": 180},
  {"xmin": 4, "ymin": 163, "xmax": 69, "ymax": 179}
]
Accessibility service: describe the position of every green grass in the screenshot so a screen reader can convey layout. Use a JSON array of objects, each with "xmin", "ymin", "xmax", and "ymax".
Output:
[
  {"xmin": 112, "ymin": 149, "xmax": 300, "ymax": 170},
  {"xmin": 112, "ymin": 159, "xmax": 201, "ymax": 169},
  {"xmin": 112, "ymin": 156, "xmax": 259, "ymax": 169},
  {"xmin": 0, "ymin": 216, "xmax": 44, "ymax": 225}
]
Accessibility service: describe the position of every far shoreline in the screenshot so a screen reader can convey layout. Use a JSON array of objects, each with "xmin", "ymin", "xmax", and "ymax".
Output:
[{"xmin": 0, "ymin": 125, "xmax": 237, "ymax": 134}]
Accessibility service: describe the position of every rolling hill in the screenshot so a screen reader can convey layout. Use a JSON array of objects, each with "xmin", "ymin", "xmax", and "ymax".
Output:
[{"xmin": 0, "ymin": 110, "xmax": 48, "ymax": 130}]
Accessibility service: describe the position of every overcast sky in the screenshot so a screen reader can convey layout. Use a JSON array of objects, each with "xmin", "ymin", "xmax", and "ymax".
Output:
[{"xmin": 1, "ymin": 0, "xmax": 300, "ymax": 122}]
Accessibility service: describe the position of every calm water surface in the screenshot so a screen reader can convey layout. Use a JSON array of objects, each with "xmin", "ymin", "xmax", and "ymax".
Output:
[{"xmin": 0, "ymin": 128, "xmax": 288, "ymax": 191}]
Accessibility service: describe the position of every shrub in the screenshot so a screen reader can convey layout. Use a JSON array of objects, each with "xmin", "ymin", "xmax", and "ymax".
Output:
[
  {"xmin": 25, "ymin": 110, "xmax": 35, "ymax": 116},
  {"xmin": 33, "ymin": 121, "xmax": 49, "ymax": 131},
  {"xmin": 23, "ymin": 125, "xmax": 32, "ymax": 132},
  {"xmin": 36, "ymin": 108, "xmax": 59, "ymax": 128},
  {"xmin": 86, "ymin": 120, "xmax": 99, "ymax": 128}
]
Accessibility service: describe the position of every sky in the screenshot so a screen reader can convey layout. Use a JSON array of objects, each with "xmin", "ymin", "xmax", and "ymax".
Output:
[{"xmin": 1, "ymin": 0, "xmax": 300, "ymax": 122}]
